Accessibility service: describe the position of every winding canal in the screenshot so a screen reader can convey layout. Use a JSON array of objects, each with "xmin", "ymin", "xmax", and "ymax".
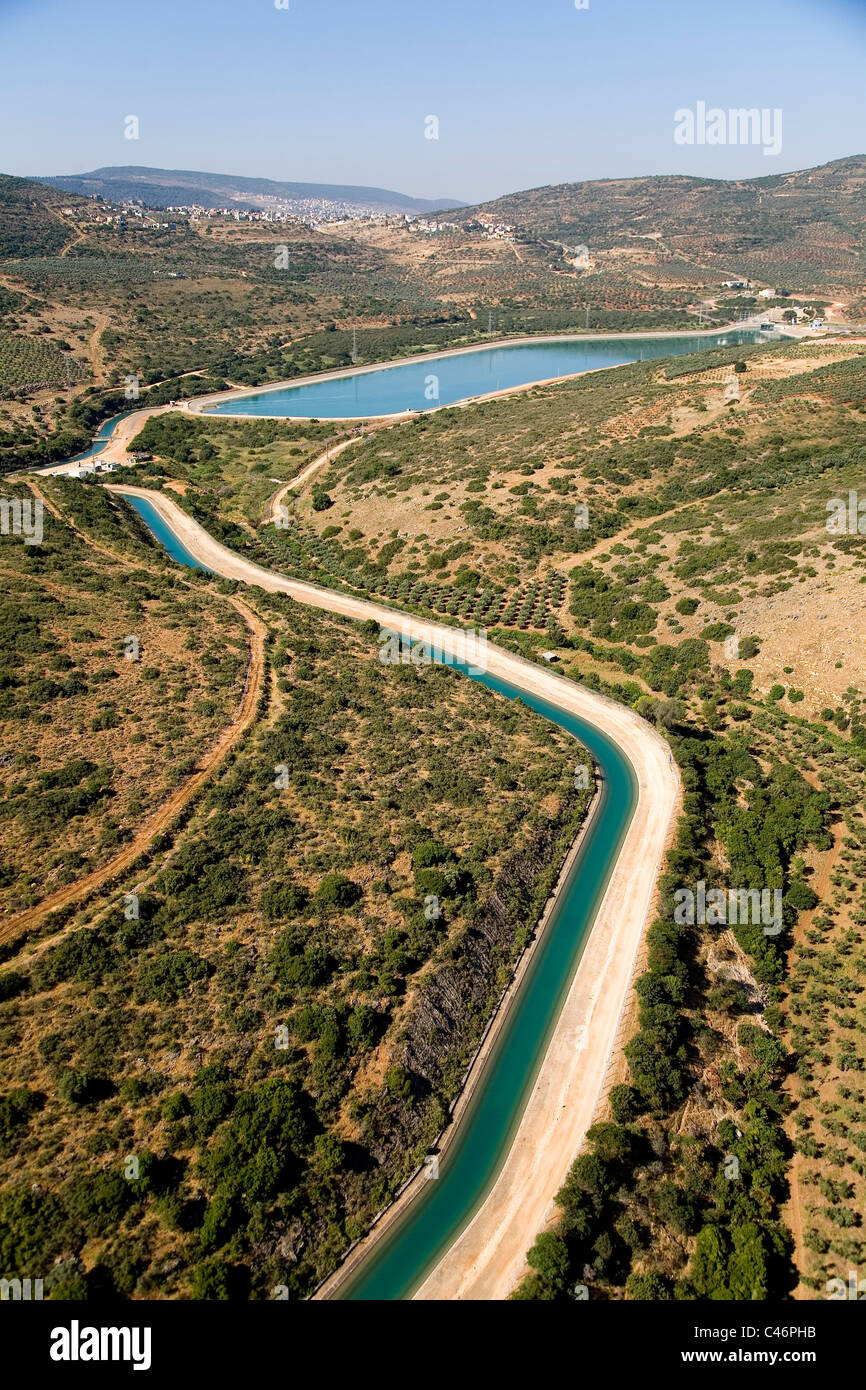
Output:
[{"xmin": 122, "ymin": 491, "xmax": 641, "ymax": 1300}]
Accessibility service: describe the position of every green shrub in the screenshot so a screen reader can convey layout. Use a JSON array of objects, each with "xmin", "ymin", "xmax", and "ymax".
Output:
[
  {"xmin": 55, "ymin": 1070, "xmax": 108, "ymax": 1105},
  {"xmin": 412, "ymin": 839, "xmax": 451, "ymax": 867},
  {"xmin": 0, "ymin": 1088, "xmax": 43, "ymax": 1152},
  {"xmin": 0, "ymin": 970, "xmax": 27, "ymax": 1001},
  {"xmin": 315, "ymin": 873, "xmax": 361, "ymax": 909},
  {"xmin": 31, "ymin": 931, "xmax": 113, "ymax": 991},
  {"xmin": 260, "ymin": 880, "xmax": 310, "ymax": 920},
  {"xmin": 134, "ymin": 949, "xmax": 212, "ymax": 1004},
  {"xmin": 271, "ymin": 936, "xmax": 333, "ymax": 988}
]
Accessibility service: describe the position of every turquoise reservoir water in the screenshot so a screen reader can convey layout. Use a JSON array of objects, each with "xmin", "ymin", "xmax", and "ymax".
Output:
[
  {"xmin": 204, "ymin": 329, "xmax": 763, "ymax": 419},
  {"xmin": 113, "ymin": 492, "xmax": 639, "ymax": 1300}
]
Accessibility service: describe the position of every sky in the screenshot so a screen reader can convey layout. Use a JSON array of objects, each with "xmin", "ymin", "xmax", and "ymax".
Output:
[{"xmin": 0, "ymin": 0, "xmax": 864, "ymax": 203}]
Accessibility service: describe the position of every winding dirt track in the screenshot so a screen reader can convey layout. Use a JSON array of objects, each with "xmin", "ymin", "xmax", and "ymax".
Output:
[
  {"xmin": 0, "ymin": 596, "xmax": 266, "ymax": 948},
  {"xmin": 106, "ymin": 484, "xmax": 681, "ymax": 1301},
  {"xmin": 266, "ymin": 434, "xmax": 362, "ymax": 523}
]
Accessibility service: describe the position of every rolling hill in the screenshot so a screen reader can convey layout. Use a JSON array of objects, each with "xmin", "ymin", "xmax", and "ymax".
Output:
[
  {"xmin": 33, "ymin": 166, "xmax": 466, "ymax": 215},
  {"xmin": 446, "ymin": 155, "xmax": 866, "ymax": 293}
]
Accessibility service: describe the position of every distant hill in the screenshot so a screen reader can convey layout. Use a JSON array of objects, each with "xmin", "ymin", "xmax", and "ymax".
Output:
[
  {"xmin": 446, "ymin": 155, "xmax": 866, "ymax": 292},
  {"xmin": 32, "ymin": 166, "xmax": 466, "ymax": 216}
]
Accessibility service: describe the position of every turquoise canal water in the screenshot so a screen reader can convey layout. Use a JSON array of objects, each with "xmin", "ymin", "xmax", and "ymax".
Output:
[
  {"xmin": 114, "ymin": 489, "xmax": 640, "ymax": 1300},
  {"xmin": 336, "ymin": 671, "xmax": 636, "ymax": 1299},
  {"xmin": 203, "ymin": 329, "xmax": 764, "ymax": 419},
  {"xmin": 123, "ymin": 494, "xmax": 212, "ymax": 571},
  {"xmin": 66, "ymin": 411, "xmax": 136, "ymax": 464}
]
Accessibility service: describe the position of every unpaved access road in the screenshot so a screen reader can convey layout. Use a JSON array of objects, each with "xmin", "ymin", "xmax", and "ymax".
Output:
[
  {"xmin": 0, "ymin": 594, "xmax": 266, "ymax": 948},
  {"xmin": 266, "ymin": 434, "xmax": 365, "ymax": 523}
]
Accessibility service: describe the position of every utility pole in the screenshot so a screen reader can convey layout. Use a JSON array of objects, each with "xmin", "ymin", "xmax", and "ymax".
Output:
[
  {"xmin": 487, "ymin": 310, "xmax": 493, "ymax": 334},
  {"xmin": 351, "ymin": 327, "xmax": 358, "ymax": 363},
  {"xmin": 585, "ymin": 304, "xmax": 590, "ymax": 331}
]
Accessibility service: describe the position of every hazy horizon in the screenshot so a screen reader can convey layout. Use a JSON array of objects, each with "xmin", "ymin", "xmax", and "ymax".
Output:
[
  {"xmin": 20, "ymin": 150, "xmax": 866, "ymax": 215},
  {"xmin": 1, "ymin": 0, "xmax": 864, "ymax": 204}
]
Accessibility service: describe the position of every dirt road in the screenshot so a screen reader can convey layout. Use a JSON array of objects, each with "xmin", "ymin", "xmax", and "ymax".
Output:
[
  {"xmin": 266, "ymin": 434, "xmax": 361, "ymax": 523},
  {"xmin": 0, "ymin": 596, "xmax": 266, "ymax": 948}
]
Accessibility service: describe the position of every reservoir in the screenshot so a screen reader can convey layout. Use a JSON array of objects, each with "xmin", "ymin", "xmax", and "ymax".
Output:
[{"xmin": 203, "ymin": 328, "xmax": 765, "ymax": 420}]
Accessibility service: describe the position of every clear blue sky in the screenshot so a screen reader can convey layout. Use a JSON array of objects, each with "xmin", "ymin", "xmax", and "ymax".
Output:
[{"xmin": 1, "ymin": 0, "xmax": 864, "ymax": 202}]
